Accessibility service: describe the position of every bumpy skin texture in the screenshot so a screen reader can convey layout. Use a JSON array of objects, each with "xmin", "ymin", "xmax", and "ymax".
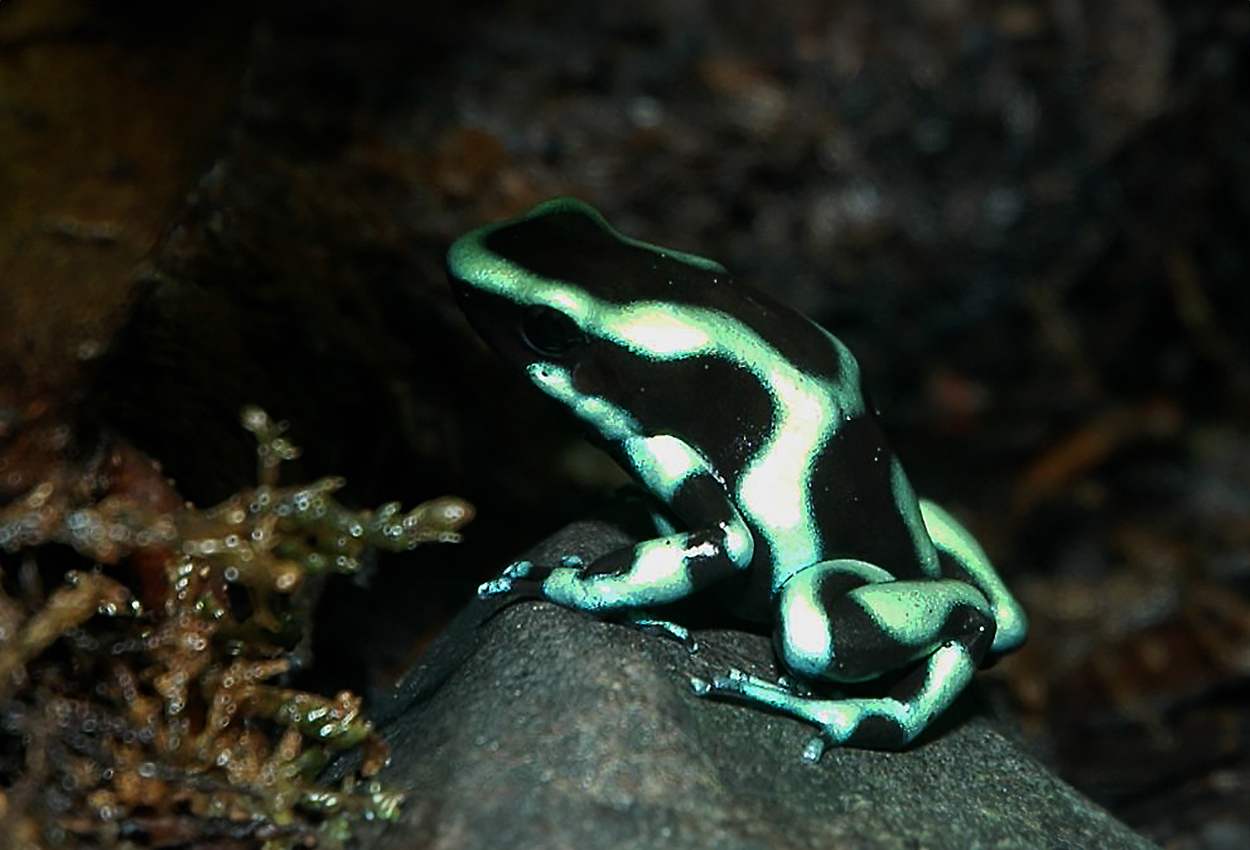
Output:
[{"xmin": 448, "ymin": 198, "xmax": 1027, "ymax": 758}]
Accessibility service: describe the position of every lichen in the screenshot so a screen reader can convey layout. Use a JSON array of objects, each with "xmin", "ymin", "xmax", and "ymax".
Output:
[{"xmin": 0, "ymin": 407, "xmax": 472, "ymax": 849}]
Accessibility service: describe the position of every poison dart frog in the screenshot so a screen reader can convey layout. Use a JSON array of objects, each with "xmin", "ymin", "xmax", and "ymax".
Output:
[{"xmin": 447, "ymin": 198, "xmax": 1027, "ymax": 760}]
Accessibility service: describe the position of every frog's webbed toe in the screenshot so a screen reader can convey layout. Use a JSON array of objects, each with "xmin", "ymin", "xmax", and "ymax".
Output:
[
  {"xmin": 692, "ymin": 638, "xmax": 983, "ymax": 754},
  {"xmin": 691, "ymin": 667, "xmax": 794, "ymax": 701},
  {"xmin": 622, "ymin": 614, "xmax": 697, "ymax": 651},
  {"xmin": 691, "ymin": 669, "xmax": 832, "ymax": 760},
  {"xmin": 476, "ymin": 560, "xmax": 555, "ymax": 600},
  {"xmin": 476, "ymin": 576, "xmax": 548, "ymax": 600}
]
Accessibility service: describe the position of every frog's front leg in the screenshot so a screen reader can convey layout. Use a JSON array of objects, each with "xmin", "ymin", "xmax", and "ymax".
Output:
[
  {"xmin": 693, "ymin": 559, "xmax": 996, "ymax": 757},
  {"xmin": 480, "ymin": 435, "xmax": 754, "ymax": 612}
]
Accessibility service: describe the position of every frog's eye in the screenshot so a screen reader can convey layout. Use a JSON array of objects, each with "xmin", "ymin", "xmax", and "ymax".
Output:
[{"xmin": 521, "ymin": 306, "xmax": 587, "ymax": 356}]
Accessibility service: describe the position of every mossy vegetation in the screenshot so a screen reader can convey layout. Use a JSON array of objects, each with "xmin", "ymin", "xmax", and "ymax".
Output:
[{"xmin": 0, "ymin": 408, "xmax": 472, "ymax": 849}]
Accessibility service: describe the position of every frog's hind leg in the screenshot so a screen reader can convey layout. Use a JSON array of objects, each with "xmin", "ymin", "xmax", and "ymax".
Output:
[
  {"xmin": 693, "ymin": 639, "xmax": 984, "ymax": 761},
  {"xmin": 692, "ymin": 558, "xmax": 997, "ymax": 757},
  {"xmin": 919, "ymin": 499, "xmax": 1027, "ymax": 655}
]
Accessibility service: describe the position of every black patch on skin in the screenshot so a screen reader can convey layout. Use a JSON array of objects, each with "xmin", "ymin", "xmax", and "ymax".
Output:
[
  {"xmin": 820, "ymin": 594, "xmax": 996, "ymax": 685},
  {"xmin": 447, "ymin": 282, "xmax": 545, "ymax": 370},
  {"xmin": 481, "ymin": 206, "xmax": 721, "ymax": 309},
  {"xmin": 581, "ymin": 546, "xmax": 640, "ymax": 578},
  {"xmin": 681, "ymin": 527, "xmax": 736, "ymax": 588},
  {"xmin": 934, "ymin": 547, "xmax": 980, "ymax": 585},
  {"xmin": 667, "ymin": 473, "xmax": 740, "ymax": 534},
  {"xmin": 478, "ymin": 202, "xmax": 853, "ymax": 383},
  {"xmin": 771, "ymin": 570, "xmax": 873, "ymax": 667},
  {"xmin": 807, "ymin": 414, "xmax": 932, "ymax": 580},
  {"xmin": 715, "ymin": 567, "xmax": 773, "ymax": 623},
  {"xmin": 613, "ymin": 354, "xmax": 775, "ymax": 608},
  {"xmin": 657, "ymin": 471, "xmax": 771, "ymax": 618},
  {"xmin": 935, "ymin": 602, "xmax": 996, "ymax": 668},
  {"xmin": 883, "ymin": 603, "xmax": 994, "ymax": 706},
  {"xmin": 493, "ymin": 578, "xmax": 550, "ymax": 601},
  {"xmin": 579, "ymin": 519, "xmax": 731, "ymax": 589},
  {"xmin": 824, "ymin": 599, "xmax": 911, "ymax": 682},
  {"xmin": 846, "ymin": 715, "xmax": 907, "ymax": 750},
  {"xmin": 570, "ymin": 342, "xmax": 776, "ymax": 481},
  {"xmin": 963, "ymin": 606, "xmax": 997, "ymax": 664},
  {"xmin": 816, "ymin": 570, "xmax": 875, "ymax": 609},
  {"xmin": 884, "ymin": 660, "xmax": 934, "ymax": 708},
  {"xmin": 571, "ymin": 348, "xmax": 784, "ymax": 608}
]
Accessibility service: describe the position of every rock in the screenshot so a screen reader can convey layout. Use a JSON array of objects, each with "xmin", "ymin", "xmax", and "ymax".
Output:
[{"xmin": 363, "ymin": 523, "xmax": 1159, "ymax": 850}]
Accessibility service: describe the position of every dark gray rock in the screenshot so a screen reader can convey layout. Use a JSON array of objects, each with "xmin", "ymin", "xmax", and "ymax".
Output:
[{"xmin": 364, "ymin": 523, "xmax": 1160, "ymax": 850}]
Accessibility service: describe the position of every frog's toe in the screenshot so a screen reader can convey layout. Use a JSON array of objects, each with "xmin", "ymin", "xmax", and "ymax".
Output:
[
  {"xmin": 801, "ymin": 735, "xmax": 828, "ymax": 764},
  {"xmin": 628, "ymin": 616, "xmax": 697, "ymax": 651},
  {"xmin": 689, "ymin": 668, "xmax": 747, "ymax": 696},
  {"xmin": 477, "ymin": 574, "xmax": 550, "ymax": 600},
  {"xmin": 501, "ymin": 560, "xmax": 535, "ymax": 579},
  {"xmin": 477, "ymin": 577, "xmax": 515, "ymax": 598}
]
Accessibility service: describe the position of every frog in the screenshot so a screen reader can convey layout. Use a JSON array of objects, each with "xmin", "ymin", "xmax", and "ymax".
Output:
[{"xmin": 447, "ymin": 197, "xmax": 1027, "ymax": 760}]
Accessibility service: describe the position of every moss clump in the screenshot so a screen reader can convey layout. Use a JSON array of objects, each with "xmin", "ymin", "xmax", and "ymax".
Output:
[{"xmin": 0, "ymin": 407, "xmax": 472, "ymax": 849}]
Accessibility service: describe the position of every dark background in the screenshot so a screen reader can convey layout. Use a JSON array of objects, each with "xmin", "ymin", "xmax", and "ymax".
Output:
[{"xmin": 2, "ymin": 1, "xmax": 1247, "ymax": 846}]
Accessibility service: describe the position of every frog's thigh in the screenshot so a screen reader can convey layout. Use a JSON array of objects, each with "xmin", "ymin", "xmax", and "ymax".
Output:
[
  {"xmin": 717, "ymin": 564, "xmax": 993, "ymax": 751},
  {"xmin": 774, "ymin": 562, "xmax": 996, "ymax": 683}
]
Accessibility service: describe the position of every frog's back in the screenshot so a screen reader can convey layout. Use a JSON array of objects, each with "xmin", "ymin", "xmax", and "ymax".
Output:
[
  {"xmin": 626, "ymin": 277, "xmax": 944, "ymax": 619},
  {"xmin": 452, "ymin": 198, "xmax": 941, "ymax": 617}
]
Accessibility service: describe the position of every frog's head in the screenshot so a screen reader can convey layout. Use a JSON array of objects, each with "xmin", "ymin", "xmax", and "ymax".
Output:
[{"xmin": 447, "ymin": 198, "xmax": 741, "ymax": 443}]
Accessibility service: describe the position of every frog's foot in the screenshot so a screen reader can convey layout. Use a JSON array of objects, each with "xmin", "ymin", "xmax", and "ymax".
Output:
[
  {"xmin": 690, "ymin": 669, "xmax": 838, "ymax": 762},
  {"xmin": 692, "ymin": 640, "xmax": 980, "ymax": 757},
  {"xmin": 476, "ymin": 560, "xmax": 555, "ymax": 599},
  {"xmin": 623, "ymin": 613, "xmax": 697, "ymax": 652}
]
